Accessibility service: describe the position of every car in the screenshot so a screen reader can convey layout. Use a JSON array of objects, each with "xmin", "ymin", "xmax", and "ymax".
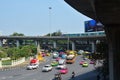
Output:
[
  {"xmin": 79, "ymin": 60, "xmax": 85, "ymax": 65},
  {"xmin": 58, "ymin": 59, "xmax": 66, "ymax": 65},
  {"xmin": 53, "ymin": 52, "xmax": 59, "ymax": 58},
  {"xmin": 61, "ymin": 54, "xmax": 67, "ymax": 59},
  {"xmin": 82, "ymin": 62, "xmax": 89, "ymax": 67},
  {"xmin": 56, "ymin": 57, "xmax": 61, "ymax": 61},
  {"xmin": 41, "ymin": 53, "xmax": 46, "ymax": 57},
  {"xmin": 26, "ymin": 64, "xmax": 39, "ymax": 70},
  {"xmin": 77, "ymin": 50, "xmax": 84, "ymax": 55},
  {"xmin": 90, "ymin": 60, "xmax": 95, "ymax": 64},
  {"xmin": 51, "ymin": 61, "xmax": 59, "ymax": 66},
  {"xmin": 42, "ymin": 64, "xmax": 53, "ymax": 72},
  {"xmin": 59, "ymin": 67, "xmax": 68, "ymax": 74},
  {"xmin": 56, "ymin": 64, "xmax": 66, "ymax": 69}
]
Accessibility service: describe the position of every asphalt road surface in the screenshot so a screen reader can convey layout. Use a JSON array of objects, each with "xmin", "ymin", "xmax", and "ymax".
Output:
[{"xmin": 0, "ymin": 55, "xmax": 100, "ymax": 80}]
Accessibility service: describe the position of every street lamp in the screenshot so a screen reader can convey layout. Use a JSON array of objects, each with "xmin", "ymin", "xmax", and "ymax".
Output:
[{"xmin": 49, "ymin": 7, "xmax": 52, "ymax": 37}]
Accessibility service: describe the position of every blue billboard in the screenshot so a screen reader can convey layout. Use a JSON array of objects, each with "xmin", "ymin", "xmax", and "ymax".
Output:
[{"xmin": 84, "ymin": 20, "xmax": 104, "ymax": 32}]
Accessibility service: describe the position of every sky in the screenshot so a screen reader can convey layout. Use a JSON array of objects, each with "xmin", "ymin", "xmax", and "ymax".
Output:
[{"xmin": 0, "ymin": 0, "xmax": 91, "ymax": 36}]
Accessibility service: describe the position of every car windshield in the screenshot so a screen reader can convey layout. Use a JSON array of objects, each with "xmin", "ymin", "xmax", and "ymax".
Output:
[
  {"xmin": 30, "ymin": 64, "xmax": 36, "ymax": 66},
  {"xmin": 59, "ymin": 64, "xmax": 63, "ymax": 65},
  {"xmin": 61, "ymin": 68, "xmax": 67, "ymax": 70},
  {"xmin": 45, "ymin": 65, "xmax": 50, "ymax": 67}
]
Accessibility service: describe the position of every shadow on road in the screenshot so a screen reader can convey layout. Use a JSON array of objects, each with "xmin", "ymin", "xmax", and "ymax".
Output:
[{"xmin": 68, "ymin": 69, "xmax": 99, "ymax": 80}]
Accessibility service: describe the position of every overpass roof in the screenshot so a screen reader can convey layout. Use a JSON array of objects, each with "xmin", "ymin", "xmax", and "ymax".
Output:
[
  {"xmin": 64, "ymin": 0, "xmax": 120, "ymax": 24},
  {"xmin": 64, "ymin": 0, "xmax": 96, "ymax": 20}
]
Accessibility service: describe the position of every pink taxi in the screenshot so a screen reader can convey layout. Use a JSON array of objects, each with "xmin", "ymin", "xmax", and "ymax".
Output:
[{"xmin": 59, "ymin": 67, "xmax": 68, "ymax": 74}]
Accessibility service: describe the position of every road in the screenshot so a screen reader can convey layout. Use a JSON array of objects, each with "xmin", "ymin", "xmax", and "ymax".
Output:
[{"xmin": 0, "ymin": 55, "xmax": 100, "ymax": 80}]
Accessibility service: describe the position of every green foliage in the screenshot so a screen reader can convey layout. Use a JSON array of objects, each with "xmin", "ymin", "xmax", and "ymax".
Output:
[
  {"xmin": 2, "ymin": 60, "xmax": 12, "ymax": 65},
  {"xmin": 5, "ymin": 45, "xmax": 37, "ymax": 59},
  {"xmin": 29, "ymin": 45, "xmax": 37, "ymax": 56},
  {"xmin": 0, "ymin": 50, "xmax": 7, "ymax": 58},
  {"xmin": 0, "ymin": 47, "xmax": 7, "ymax": 58},
  {"xmin": 20, "ymin": 45, "xmax": 32, "ymax": 58},
  {"xmin": 45, "ymin": 30, "xmax": 62, "ymax": 36},
  {"xmin": 6, "ymin": 47, "xmax": 21, "ymax": 60},
  {"xmin": 10, "ymin": 32, "xmax": 24, "ymax": 36}
]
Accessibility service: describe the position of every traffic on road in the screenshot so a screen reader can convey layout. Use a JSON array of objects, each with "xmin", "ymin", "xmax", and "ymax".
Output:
[{"xmin": 0, "ymin": 50, "xmax": 102, "ymax": 80}]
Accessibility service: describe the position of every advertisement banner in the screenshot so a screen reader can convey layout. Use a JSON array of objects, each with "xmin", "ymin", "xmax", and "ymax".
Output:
[{"xmin": 84, "ymin": 20, "xmax": 104, "ymax": 32}]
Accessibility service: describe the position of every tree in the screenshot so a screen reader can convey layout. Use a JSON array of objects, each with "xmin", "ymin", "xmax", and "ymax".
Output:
[
  {"xmin": 20, "ymin": 45, "xmax": 33, "ymax": 58},
  {"xmin": 10, "ymin": 32, "xmax": 24, "ymax": 36},
  {"xmin": 6, "ymin": 47, "xmax": 21, "ymax": 60},
  {"xmin": 0, "ymin": 50, "xmax": 7, "ymax": 58},
  {"xmin": 45, "ymin": 30, "xmax": 62, "ymax": 36}
]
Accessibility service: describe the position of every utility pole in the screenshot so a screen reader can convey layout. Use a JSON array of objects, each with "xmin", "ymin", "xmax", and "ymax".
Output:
[{"xmin": 49, "ymin": 7, "xmax": 52, "ymax": 37}]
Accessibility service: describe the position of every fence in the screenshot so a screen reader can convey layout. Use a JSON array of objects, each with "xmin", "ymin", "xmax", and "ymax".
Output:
[{"xmin": 0, "ymin": 57, "xmax": 25, "ymax": 68}]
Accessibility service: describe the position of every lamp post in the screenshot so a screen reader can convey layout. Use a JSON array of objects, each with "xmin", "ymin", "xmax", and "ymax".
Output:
[{"xmin": 49, "ymin": 7, "xmax": 52, "ymax": 37}]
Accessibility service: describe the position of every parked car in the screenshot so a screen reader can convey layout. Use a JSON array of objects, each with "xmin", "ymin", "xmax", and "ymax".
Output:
[
  {"xmin": 26, "ymin": 64, "xmax": 39, "ymax": 70},
  {"xmin": 59, "ymin": 67, "xmax": 68, "ymax": 74},
  {"xmin": 82, "ymin": 62, "xmax": 89, "ymax": 67},
  {"xmin": 42, "ymin": 64, "xmax": 53, "ymax": 72}
]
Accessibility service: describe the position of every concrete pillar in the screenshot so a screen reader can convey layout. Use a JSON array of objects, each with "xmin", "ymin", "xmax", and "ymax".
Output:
[
  {"xmin": 105, "ymin": 24, "xmax": 120, "ymax": 80},
  {"xmin": 71, "ymin": 41, "xmax": 75, "ymax": 51},
  {"xmin": 53, "ymin": 41, "xmax": 57, "ymax": 49},
  {"xmin": 16, "ymin": 40, "xmax": 19, "ymax": 48},
  {"xmin": 34, "ymin": 40, "xmax": 38, "ymax": 46},
  {"xmin": 37, "ymin": 41, "xmax": 41, "ymax": 53},
  {"xmin": 91, "ymin": 41, "xmax": 95, "ymax": 53},
  {"xmin": 67, "ymin": 37, "xmax": 70, "ymax": 50},
  {"xmin": 23, "ymin": 40, "xmax": 26, "ymax": 45},
  {"xmin": 0, "ymin": 40, "xmax": 2, "ymax": 47}
]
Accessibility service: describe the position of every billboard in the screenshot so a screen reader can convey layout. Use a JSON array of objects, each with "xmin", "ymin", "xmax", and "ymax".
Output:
[{"xmin": 84, "ymin": 20, "xmax": 104, "ymax": 32}]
